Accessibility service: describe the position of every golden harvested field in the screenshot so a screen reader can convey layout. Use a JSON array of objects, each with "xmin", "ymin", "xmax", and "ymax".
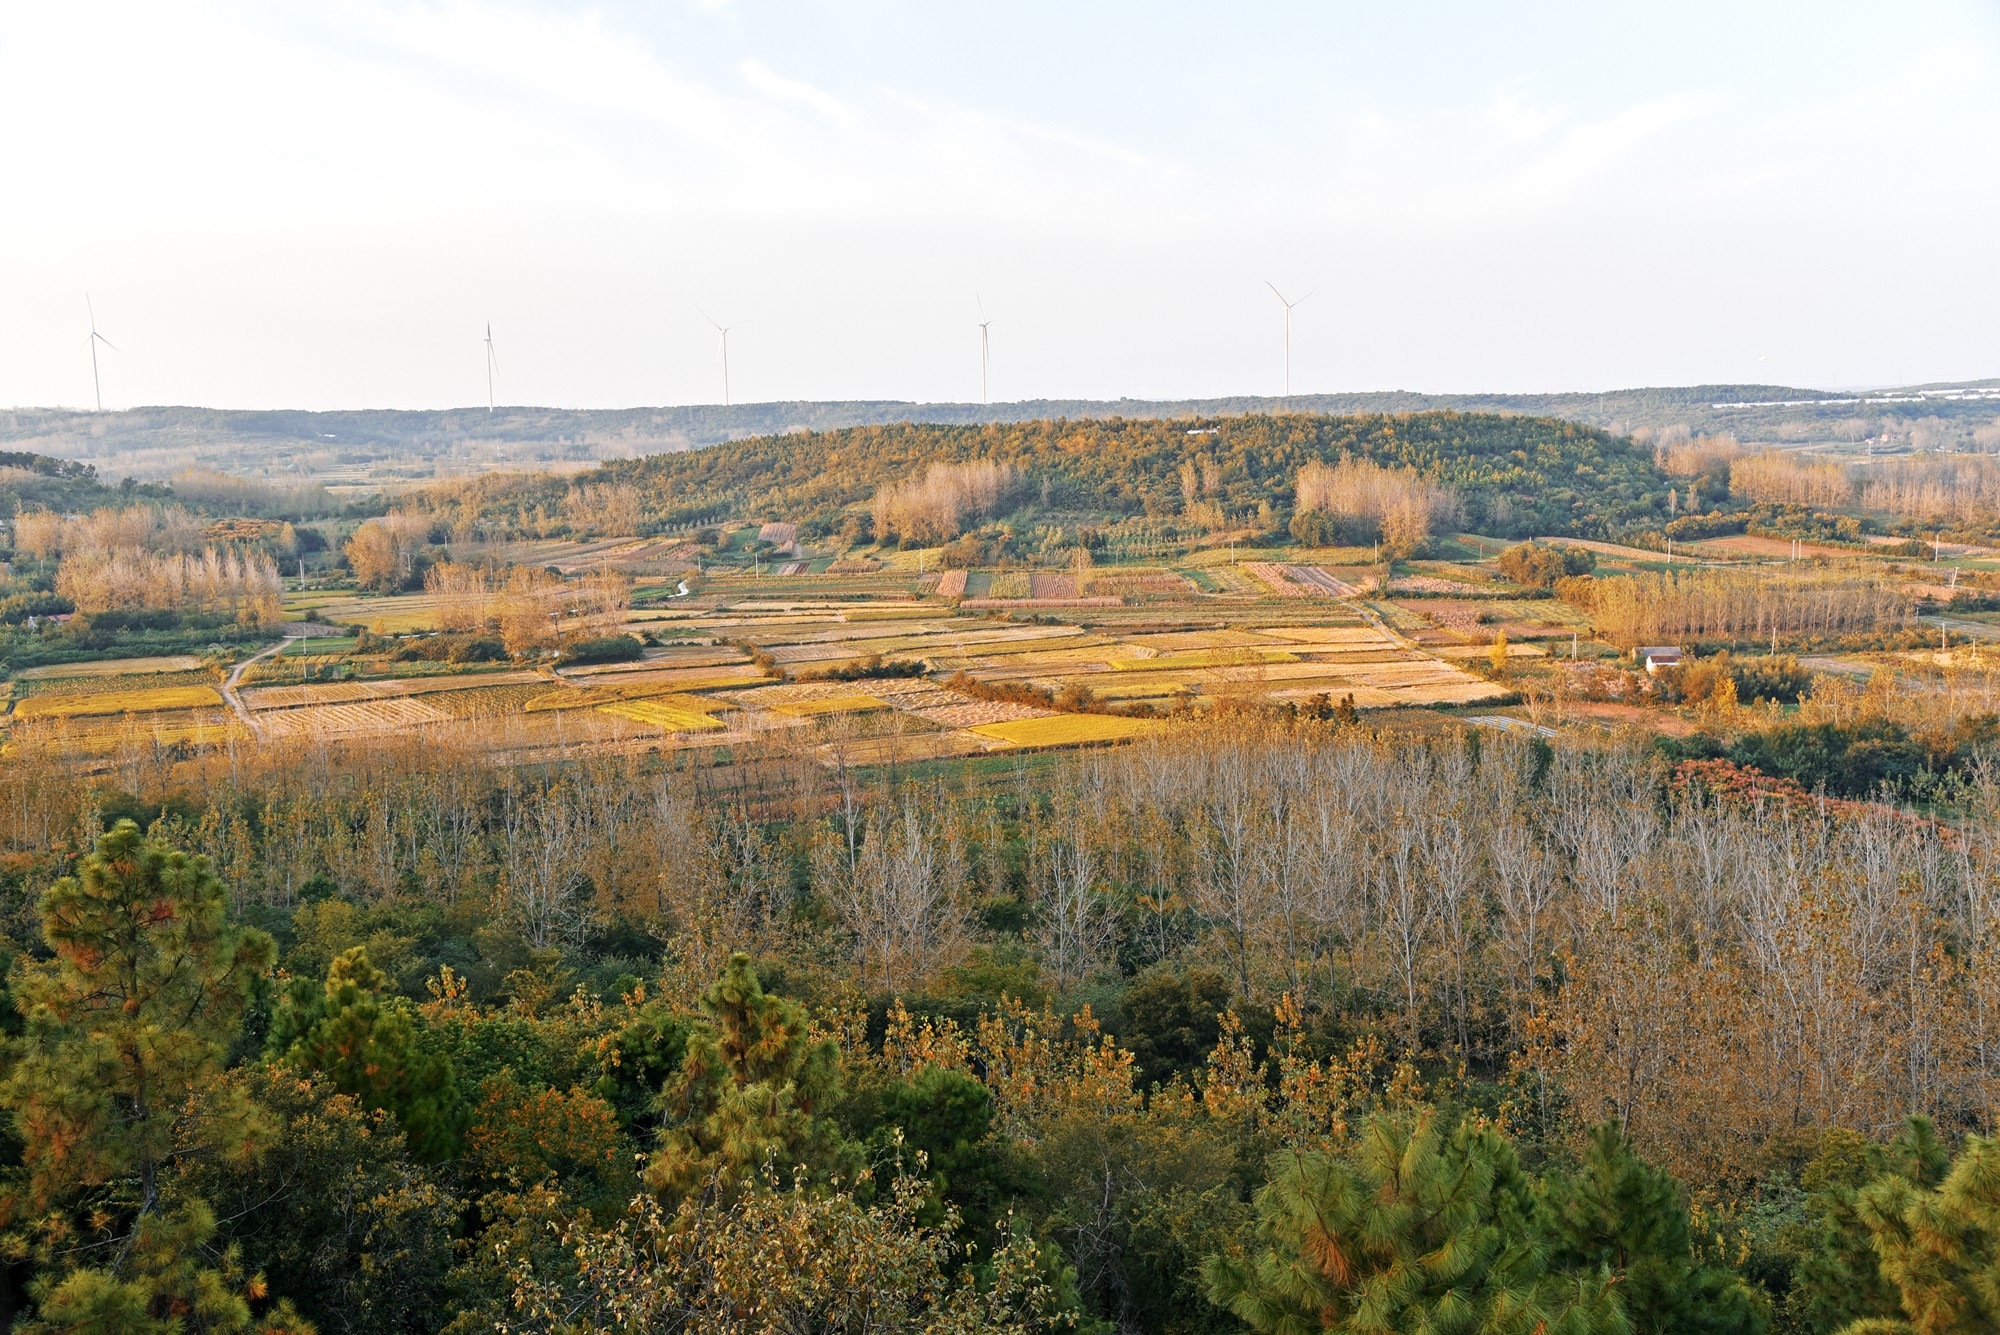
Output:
[
  {"xmin": 18, "ymin": 669, "xmax": 221, "ymax": 698},
  {"xmin": 597, "ymin": 695, "xmax": 732, "ymax": 731},
  {"xmin": 1242, "ymin": 563, "xmax": 1316, "ymax": 597},
  {"xmin": 561, "ymin": 650, "xmax": 746, "ymax": 676},
  {"xmin": 14, "ymin": 685, "xmax": 224, "ymax": 719},
  {"xmin": 876, "ymin": 684, "xmax": 1054, "ymax": 728},
  {"xmin": 818, "ymin": 729, "xmax": 990, "ymax": 765},
  {"xmin": 422, "ymin": 684, "xmax": 557, "ymax": 717},
  {"xmin": 300, "ymin": 594, "xmax": 444, "ymax": 632},
  {"xmin": 1687, "ymin": 535, "xmax": 1860, "ymax": 560},
  {"xmin": 1254, "ymin": 626, "xmax": 1387, "ymax": 644},
  {"xmin": 258, "ymin": 698, "xmax": 450, "ymax": 738},
  {"xmin": 766, "ymin": 693, "xmax": 891, "ymax": 717},
  {"xmin": 1083, "ymin": 569, "xmax": 1193, "ymax": 597},
  {"xmin": 1088, "ymin": 680, "xmax": 1196, "ymax": 701},
  {"xmin": 1432, "ymin": 643, "xmax": 1547, "ymax": 660},
  {"xmin": 969, "ymin": 714, "xmax": 1166, "ymax": 748},
  {"xmin": 16, "ymin": 655, "xmax": 204, "ymax": 680},
  {"xmin": 243, "ymin": 670, "xmax": 546, "ymax": 711},
  {"xmin": 7, "ymin": 709, "xmax": 248, "ymax": 756},
  {"xmin": 1120, "ymin": 630, "xmax": 1273, "ymax": 652},
  {"xmin": 1108, "ymin": 648, "xmax": 1299, "ymax": 671},
  {"xmin": 567, "ymin": 664, "xmax": 770, "ymax": 689}
]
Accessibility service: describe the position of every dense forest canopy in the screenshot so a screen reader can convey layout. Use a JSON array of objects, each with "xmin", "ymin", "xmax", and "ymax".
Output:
[{"xmin": 420, "ymin": 412, "xmax": 1673, "ymax": 541}]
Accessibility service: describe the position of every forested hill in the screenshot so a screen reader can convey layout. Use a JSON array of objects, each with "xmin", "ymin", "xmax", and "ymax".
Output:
[
  {"xmin": 439, "ymin": 411, "xmax": 1670, "ymax": 541},
  {"xmin": 0, "ymin": 451, "xmax": 168, "ymax": 515}
]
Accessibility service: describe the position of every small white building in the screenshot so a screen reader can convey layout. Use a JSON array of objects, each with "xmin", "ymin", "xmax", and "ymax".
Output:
[{"xmin": 1635, "ymin": 646, "xmax": 1684, "ymax": 673}]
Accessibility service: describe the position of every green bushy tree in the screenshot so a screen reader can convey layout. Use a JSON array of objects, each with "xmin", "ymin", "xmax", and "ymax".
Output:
[
  {"xmin": 1838, "ymin": 1130, "xmax": 2000, "ymax": 1335},
  {"xmin": 1205, "ymin": 1114, "xmax": 1627, "ymax": 1335},
  {"xmin": 1543, "ymin": 1122, "xmax": 1768, "ymax": 1335},
  {"xmin": 1791, "ymin": 1120, "xmax": 1951, "ymax": 1334},
  {"xmin": 267, "ymin": 946, "xmax": 461, "ymax": 1160},
  {"xmin": 0, "ymin": 820, "xmax": 307, "ymax": 1333},
  {"xmin": 646, "ymin": 953, "xmax": 856, "ymax": 1200}
]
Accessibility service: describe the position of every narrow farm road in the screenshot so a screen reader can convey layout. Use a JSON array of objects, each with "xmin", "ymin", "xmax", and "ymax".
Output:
[{"xmin": 221, "ymin": 634, "xmax": 298, "ymax": 735}]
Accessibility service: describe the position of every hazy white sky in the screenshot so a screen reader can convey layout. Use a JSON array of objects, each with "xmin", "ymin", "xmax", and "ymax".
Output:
[{"xmin": 3, "ymin": 1, "xmax": 1996, "ymax": 410}]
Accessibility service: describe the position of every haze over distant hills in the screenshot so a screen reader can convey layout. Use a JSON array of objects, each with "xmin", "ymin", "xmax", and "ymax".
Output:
[{"xmin": 4, "ymin": 379, "xmax": 1996, "ymax": 488}]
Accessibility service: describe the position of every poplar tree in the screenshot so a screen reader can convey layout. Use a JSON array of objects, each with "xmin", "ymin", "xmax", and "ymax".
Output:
[{"xmin": 0, "ymin": 820, "xmax": 306, "ymax": 1333}]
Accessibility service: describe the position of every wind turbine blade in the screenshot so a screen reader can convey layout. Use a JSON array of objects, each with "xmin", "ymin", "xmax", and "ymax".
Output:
[
  {"xmin": 1265, "ymin": 280, "xmax": 1289, "ymax": 305},
  {"xmin": 1295, "ymin": 289, "xmax": 1315, "ymax": 306},
  {"xmin": 95, "ymin": 334, "xmax": 120, "ymax": 353},
  {"xmin": 697, "ymin": 306, "xmax": 724, "ymax": 332}
]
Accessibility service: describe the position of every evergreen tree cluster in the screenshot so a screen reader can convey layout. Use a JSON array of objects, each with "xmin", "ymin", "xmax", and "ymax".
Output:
[{"xmin": 5, "ymin": 822, "xmax": 2000, "ymax": 1333}]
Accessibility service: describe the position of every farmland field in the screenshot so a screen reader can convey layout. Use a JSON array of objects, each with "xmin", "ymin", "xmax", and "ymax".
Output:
[
  {"xmin": 969, "ymin": 715, "xmax": 1166, "ymax": 747},
  {"xmin": 596, "ymin": 695, "xmax": 733, "ymax": 731},
  {"xmin": 258, "ymin": 698, "xmax": 452, "ymax": 737},
  {"xmin": 765, "ymin": 693, "xmax": 891, "ymax": 717},
  {"xmin": 15, "ymin": 655, "xmax": 204, "ymax": 680},
  {"xmin": 6, "ymin": 549, "xmax": 1529, "ymax": 760},
  {"xmin": 14, "ymin": 685, "xmax": 225, "ymax": 719}
]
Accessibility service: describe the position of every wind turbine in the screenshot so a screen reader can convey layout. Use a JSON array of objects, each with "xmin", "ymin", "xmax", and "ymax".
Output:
[
  {"xmin": 1264, "ymin": 280, "xmax": 1312, "ymax": 399},
  {"xmin": 976, "ymin": 294, "xmax": 993, "ymax": 406},
  {"xmin": 699, "ymin": 308, "xmax": 744, "ymax": 406},
  {"xmin": 483, "ymin": 321, "xmax": 499, "ymax": 413},
  {"xmin": 84, "ymin": 295, "xmax": 118, "ymax": 412}
]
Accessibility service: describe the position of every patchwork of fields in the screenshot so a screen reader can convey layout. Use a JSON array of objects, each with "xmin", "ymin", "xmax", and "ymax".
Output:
[{"xmin": 6, "ymin": 549, "xmax": 1542, "ymax": 764}]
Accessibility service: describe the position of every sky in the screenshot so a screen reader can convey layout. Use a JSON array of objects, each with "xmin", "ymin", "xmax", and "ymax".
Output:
[{"xmin": 2, "ymin": 0, "xmax": 1997, "ymax": 411}]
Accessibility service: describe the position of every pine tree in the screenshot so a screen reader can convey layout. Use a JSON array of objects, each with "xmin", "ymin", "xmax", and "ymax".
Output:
[
  {"xmin": 647, "ymin": 953, "xmax": 855, "ymax": 1200},
  {"xmin": 1794, "ymin": 1119, "xmax": 1950, "ymax": 1334},
  {"xmin": 0, "ymin": 820, "xmax": 309, "ymax": 1333},
  {"xmin": 1542, "ymin": 1122, "xmax": 1768, "ymax": 1335},
  {"xmin": 1839, "ymin": 1132, "xmax": 2000, "ymax": 1335},
  {"xmin": 266, "ymin": 946, "xmax": 461, "ymax": 1160},
  {"xmin": 1204, "ymin": 1114, "xmax": 1628, "ymax": 1335},
  {"xmin": 591, "ymin": 999, "xmax": 692, "ymax": 1133}
]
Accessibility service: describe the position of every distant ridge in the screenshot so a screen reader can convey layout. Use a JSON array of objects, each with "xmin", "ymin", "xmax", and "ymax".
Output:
[{"xmin": 3, "ymin": 379, "xmax": 1994, "ymax": 482}]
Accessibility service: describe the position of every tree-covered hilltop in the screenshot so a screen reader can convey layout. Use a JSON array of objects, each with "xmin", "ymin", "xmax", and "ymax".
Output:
[
  {"xmin": 0, "ymin": 452, "xmax": 169, "ymax": 517},
  {"xmin": 428, "ymin": 411, "xmax": 1673, "ymax": 540}
]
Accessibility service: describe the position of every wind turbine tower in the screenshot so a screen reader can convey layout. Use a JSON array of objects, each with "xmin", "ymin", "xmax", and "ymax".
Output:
[
  {"xmin": 84, "ymin": 296, "xmax": 118, "ymax": 412},
  {"xmin": 976, "ymin": 295, "xmax": 993, "ymax": 406},
  {"xmin": 1264, "ymin": 280, "xmax": 1312, "ymax": 399},
  {"xmin": 483, "ymin": 321, "xmax": 499, "ymax": 413},
  {"xmin": 699, "ymin": 308, "xmax": 743, "ymax": 406}
]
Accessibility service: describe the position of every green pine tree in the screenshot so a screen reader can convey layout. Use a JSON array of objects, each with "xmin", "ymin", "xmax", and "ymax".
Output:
[
  {"xmin": 1793, "ymin": 1119, "xmax": 1951, "ymax": 1335},
  {"xmin": 646, "ymin": 953, "xmax": 855, "ymax": 1200},
  {"xmin": 1204, "ymin": 1114, "xmax": 1628, "ymax": 1335},
  {"xmin": 1542, "ymin": 1122, "xmax": 1768, "ymax": 1335},
  {"xmin": 0, "ymin": 820, "xmax": 309, "ymax": 1333},
  {"xmin": 1838, "ymin": 1132, "xmax": 2000, "ymax": 1335},
  {"xmin": 591, "ymin": 999, "xmax": 692, "ymax": 1133},
  {"xmin": 266, "ymin": 946, "xmax": 461, "ymax": 1160}
]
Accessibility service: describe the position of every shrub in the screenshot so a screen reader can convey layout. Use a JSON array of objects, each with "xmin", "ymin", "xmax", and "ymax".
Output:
[
  {"xmin": 1496, "ymin": 541, "xmax": 1595, "ymax": 589},
  {"xmin": 556, "ymin": 635, "xmax": 645, "ymax": 666}
]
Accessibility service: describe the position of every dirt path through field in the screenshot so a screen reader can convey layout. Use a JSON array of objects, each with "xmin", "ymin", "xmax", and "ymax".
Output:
[{"xmin": 222, "ymin": 634, "xmax": 304, "ymax": 735}]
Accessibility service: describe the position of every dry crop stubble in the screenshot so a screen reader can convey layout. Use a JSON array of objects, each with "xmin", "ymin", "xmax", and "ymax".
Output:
[
  {"xmin": 967, "ymin": 715, "xmax": 1166, "ymax": 748},
  {"xmin": 13, "ymin": 685, "xmax": 224, "ymax": 719}
]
